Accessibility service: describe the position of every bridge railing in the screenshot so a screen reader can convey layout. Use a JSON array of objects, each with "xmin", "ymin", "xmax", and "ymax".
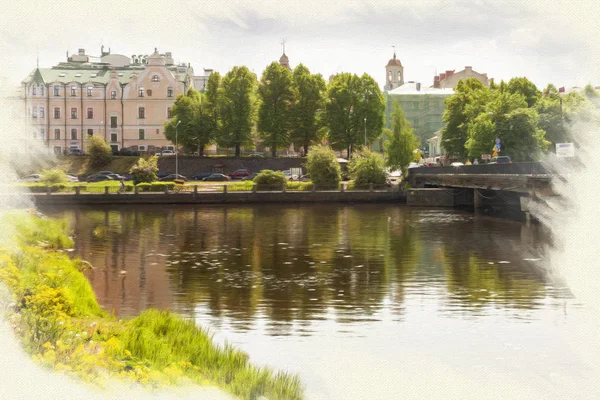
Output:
[{"xmin": 408, "ymin": 162, "xmax": 549, "ymax": 177}]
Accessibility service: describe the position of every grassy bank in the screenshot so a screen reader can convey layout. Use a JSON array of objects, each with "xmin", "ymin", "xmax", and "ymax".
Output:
[{"xmin": 0, "ymin": 212, "xmax": 303, "ymax": 400}]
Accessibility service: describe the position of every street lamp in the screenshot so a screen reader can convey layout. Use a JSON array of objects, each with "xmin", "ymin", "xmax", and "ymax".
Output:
[
  {"xmin": 175, "ymin": 120, "xmax": 181, "ymax": 177},
  {"xmin": 364, "ymin": 117, "xmax": 367, "ymax": 148}
]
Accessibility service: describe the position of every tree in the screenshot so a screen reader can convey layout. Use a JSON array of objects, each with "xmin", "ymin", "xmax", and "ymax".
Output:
[
  {"xmin": 348, "ymin": 149, "xmax": 387, "ymax": 188},
  {"xmin": 440, "ymin": 79, "xmax": 488, "ymax": 161},
  {"xmin": 87, "ymin": 135, "xmax": 112, "ymax": 168},
  {"xmin": 253, "ymin": 170, "xmax": 287, "ymax": 185},
  {"xmin": 290, "ymin": 64, "xmax": 327, "ymax": 156},
  {"xmin": 129, "ymin": 156, "xmax": 158, "ymax": 184},
  {"xmin": 40, "ymin": 168, "xmax": 68, "ymax": 184},
  {"xmin": 506, "ymin": 77, "xmax": 541, "ymax": 108},
  {"xmin": 325, "ymin": 73, "xmax": 385, "ymax": 157},
  {"xmin": 218, "ymin": 66, "xmax": 258, "ymax": 157},
  {"xmin": 385, "ymin": 102, "xmax": 419, "ymax": 176},
  {"xmin": 304, "ymin": 145, "xmax": 341, "ymax": 188},
  {"xmin": 164, "ymin": 88, "xmax": 216, "ymax": 156},
  {"xmin": 257, "ymin": 62, "xmax": 294, "ymax": 157}
]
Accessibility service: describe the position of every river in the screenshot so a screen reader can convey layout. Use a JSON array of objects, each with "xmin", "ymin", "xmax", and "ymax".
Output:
[{"xmin": 42, "ymin": 204, "xmax": 597, "ymax": 400}]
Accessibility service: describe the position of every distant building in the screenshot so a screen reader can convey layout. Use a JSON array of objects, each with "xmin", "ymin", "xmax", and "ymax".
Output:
[
  {"xmin": 384, "ymin": 52, "xmax": 404, "ymax": 91},
  {"xmin": 20, "ymin": 47, "xmax": 208, "ymax": 155},
  {"xmin": 433, "ymin": 66, "xmax": 489, "ymax": 89}
]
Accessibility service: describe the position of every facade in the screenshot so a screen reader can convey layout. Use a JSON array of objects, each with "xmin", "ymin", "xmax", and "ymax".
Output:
[
  {"xmin": 20, "ymin": 47, "xmax": 199, "ymax": 155},
  {"xmin": 433, "ymin": 66, "xmax": 489, "ymax": 89}
]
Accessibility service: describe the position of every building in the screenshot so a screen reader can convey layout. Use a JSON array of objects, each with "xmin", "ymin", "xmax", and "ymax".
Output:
[
  {"xmin": 20, "ymin": 47, "xmax": 202, "ymax": 155},
  {"xmin": 433, "ymin": 66, "xmax": 489, "ymax": 89},
  {"xmin": 384, "ymin": 52, "xmax": 404, "ymax": 91}
]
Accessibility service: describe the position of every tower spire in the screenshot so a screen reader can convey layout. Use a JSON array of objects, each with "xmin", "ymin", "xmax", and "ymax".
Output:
[
  {"xmin": 392, "ymin": 45, "xmax": 396, "ymax": 58},
  {"xmin": 36, "ymin": 46, "xmax": 39, "ymax": 68},
  {"xmin": 281, "ymin": 39, "xmax": 286, "ymax": 55}
]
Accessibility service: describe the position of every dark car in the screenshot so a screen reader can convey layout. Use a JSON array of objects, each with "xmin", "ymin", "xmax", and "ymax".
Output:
[
  {"xmin": 242, "ymin": 173, "xmax": 259, "ymax": 181},
  {"xmin": 299, "ymin": 174, "xmax": 311, "ymax": 182},
  {"xmin": 230, "ymin": 169, "xmax": 251, "ymax": 179},
  {"xmin": 121, "ymin": 174, "xmax": 133, "ymax": 181},
  {"xmin": 488, "ymin": 156, "xmax": 512, "ymax": 165},
  {"xmin": 159, "ymin": 174, "xmax": 187, "ymax": 182},
  {"xmin": 203, "ymin": 173, "xmax": 230, "ymax": 182},
  {"xmin": 87, "ymin": 174, "xmax": 113, "ymax": 182},
  {"xmin": 191, "ymin": 172, "xmax": 214, "ymax": 181},
  {"xmin": 96, "ymin": 171, "xmax": 114, "ymax": 176},
  {"xmin": 157, "ymin": 171, "xmax": 170, "ymax": 178},
  {"xmin": 119, "ymin": 147, "xmax": 141, "ymax": 156},
  {"xmin": 67, "ymin": 148, "xmax": 85, "ymax": 156},
  {"xmin": 107, "ymin": 174, "xmax": 125, "ymax": 180}
]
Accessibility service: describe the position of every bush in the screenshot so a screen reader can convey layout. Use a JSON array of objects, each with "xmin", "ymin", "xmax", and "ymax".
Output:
[
  {"xmin": 129, "ymin": 156, "xmax": 158, "ymax": 185},
  {"xmin": 348, "ymin": 150, "xmax": 387, "ymax": 188},
  {"xmin": 87, "ymin": 136, "xmax": 112, "ymax": 168},
  {"xmin": 304, "ymin": 145, "xmax": 341, "ymax": 188},
  {"xmin": 253, "ymin": 170, "xmax": 286, "ymax": 185},
  {"xmin": 40, "ymin": 169, "xmax": 68, "ymax": 184},
  {"xmin": 135, "ymin": 182, "xmax": 175, "ymax": 192}
]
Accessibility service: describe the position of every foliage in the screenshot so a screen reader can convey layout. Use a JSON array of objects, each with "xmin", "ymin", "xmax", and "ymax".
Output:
[
  {"xmin": 325, "ymin": 73, "xmax": 385, "ymax": 157},
  {"xmin": 87, "ymin": 136, "xmax": 112, "ymax": 168},
  {"xmin": 506, "ymin": 77, "xmax": 541, "ymax": 108},
  {"xmin": 384, "ymin": 102, "xmax": 420, "ymax": 175},
  {"xmin": 253, "ymin": 169, "xmax": 287, "ymax": 185},
  {"xmin": 0, "ymin": 213, "xmax": 304, "ymax": 400},
  {"xmin": 258, "ymin": 62, "xmax": 294, "ymax": 157},
  {"xmin": 218, "ymin": 66, "xmax": 258, "ymax": 157},
  {"xmin": 129, "ymin": 156, "xmax": 158, "ymax": 184},
  {"xmin": 164, "ymin": 88, "xmax": 218, "ymax": 156},
  {"xmin": 290, "ymin": 64, "xmax": 327, "ymax": 155},
  {"xmin": 304, "ymin": 145, "xmax": 341, "ymax": 188},
  {"xmin": 348, "ymin": 150, "xmax": 387, "ymax": 188},
  {"xmin": 41, "ymin": 168, "xmax": 68, "ymax": 184}
]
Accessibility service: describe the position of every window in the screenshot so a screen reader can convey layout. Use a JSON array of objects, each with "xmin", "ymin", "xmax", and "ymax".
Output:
[
  {"xmin": 87, "ymin": 128, "xmax": 93, "ymax": 136},
  {"xmin": 110, "ymin": 116, "xmax": 118, "ymax": 128},
  {"xmin": 138, "ymin": 87, "xmax": 144, "ymax": 97},
  {"xmin": 87, "ymin": 87, "xmax": 93, "ymax": 96},
  {"xmin": 167, "ymin": 87, "xmax": 173, "ymax": 97},
  {"xmin": 32, "ymin": 130, "xmax": 37, "ymax": 139},
  {"xmin": 40, "ymin": 107, "xmax": 45, "ymax": 119},
  {"xmin": 110, "ymin": 90, "xmax": 117, "ymax": 99},
  {"xmin": 70, "ymin": 128, "xmax": 78, "ymax": 140},
  {"xmin": 53, "ymin": 146, "xmax": 62, "ymax": 155},
  {"xmin": 40, "ymin": 128, "xmax": 45, "ymax": 140},
  {"xmin": 54, "ymin": 86, "xmax": 60, "ymax": 96},
  {"xmin": 110, "ymin": 133, "xmax": 118, "ymax": 142},
  {"xmin": 54, "ymin": 129, "xmax": 60, "ymax": 140},
  {"xmin": 138, "ymin": 107, "xmax": 145, "ymax": 119},
  {"xmin": 147, "ymin": 89, "xmax": 152, "ymax": 96},
  {"xmin": 32, "ymin": 107, "xmax": 37, "ymax": 118},
  {"xmin": 71, "ymin": 107, "xmax": 78, "ymax": 119},
  {"xmin": 167, "ymin": 107, "xmax": 173, "ymax": 119},
  {"xmin": 152, "ymin": 75, "xmax": 159, "ymax": 82},
  {"xmin": 87, "ymin": 108, "xmax": 93, "ymax": 119},
  {"xmin": 139, "ymin": 145, "xmax": 146, "ymax": 151},
  {"xmin": 54, "ymin": 107, "xmax": 60, "ymax": 119},
  {"xmin": 138, "ymin": 129, "xmax": 145, "ymax": 140},
  {"xmin": 32, "ymin": 86, "xmax": 36, "ymax": 95},
  {"xmin": 71, "ymin": 86, "xmax": 77, "ymax": 96},
  {"xmin": 41, "ymin": 86, "xmax": 44, "ymax": 96}
]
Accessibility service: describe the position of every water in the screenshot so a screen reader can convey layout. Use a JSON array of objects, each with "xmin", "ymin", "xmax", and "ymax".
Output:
[{"xmin": 40, "ymin": 203, "xmax": 597, "ymax": 399}]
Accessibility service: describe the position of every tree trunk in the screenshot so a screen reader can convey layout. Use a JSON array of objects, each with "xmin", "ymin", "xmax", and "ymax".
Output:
[
  {"xmin": 271, "ymin": 147, "xmax": 277, "ymax": 158},
  {"xmin": 235, "ymin": 144, "xmax": 241, "ymax": 157},
  {"xmin": 303, "ymin": 143, "xmax": 309, "ymax": 156},
  {"xmin": 199, "ymin": 144, "xmax": 205, "ymax": 157}
]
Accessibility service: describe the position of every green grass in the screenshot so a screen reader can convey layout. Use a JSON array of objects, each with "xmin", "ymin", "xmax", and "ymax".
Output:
[{"xmin": 0, "ymin": 213, "xmax": 304, "ymax": 399}]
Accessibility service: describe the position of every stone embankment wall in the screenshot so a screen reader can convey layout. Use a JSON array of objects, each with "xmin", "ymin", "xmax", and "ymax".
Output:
[{"xmin": 157, "ymin": 157, "xmax": 306, "ymax": 176}]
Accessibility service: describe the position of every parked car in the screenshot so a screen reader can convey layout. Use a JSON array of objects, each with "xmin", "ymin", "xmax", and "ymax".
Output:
[
  {"xmin": 107, "ymin": 174, "xmax": 125, "ymax": 180},
  {"xmin": 488, "ymin": 156, "xmax": 512, "ymax": 164},
  {"xmin": 67, "ymin": 148, "xmax": 85, "ymax": 156},
  {"xmin": 299, "ymin": 174, "xmax": 311, "ymax": 182},
  {"xmin": 96, "ymin": 171, "xmax": 114, "ymax": 176},
  {"xmin": 156, "ymin": 150, "xmax": 175, "ymax": 156},
  {"xmin": 87, "ymin": 174, "xmax": 113, "ymax": 182},
  {"xmin": 282, "ymin": 169, "xmax": 299, "ymax": 181},
  {"xmin": 203, "ymin": 173, "xmax": 230, "ymax": 182},
  {"xmin": 119, "ymin": 147, "xmax": 141, "ymax": 156},
  {"xmin": 159, "ymin": 174, "xmax": 187, "ymax": 182},
  {"xmin": 121, "ymin": 174, "xmax": 133, "ymax": 181},
  {"xmin": 230, "ymin": 169, "xmax": 251, "ymax": 179},
  {"xmin": 450, "ymin": 162, "xmax": 465, "ymax": 167},
  {"xmin": 22, "ymin": 174, "xmax": 41, "ymax": 182},
  {"xmin": 408, "ymin": 162, "xmax": 420, "ymax": 169},
  {"xmin": 191, "ymin": 172, "xmax": 214, "ymax": 181},
  {"xmin": 242, "ymin": 173, "xmax": 259, "ymax": 181},
  {"xmin": 156, "ymin": 171, "xmax": 169, "ymax": 178},
  {"xmin": 67, "ymin": 174, "xmax": 79, "ymax": 182}
]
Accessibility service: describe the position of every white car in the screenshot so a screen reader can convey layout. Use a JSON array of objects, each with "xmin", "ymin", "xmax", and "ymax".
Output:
[
  {"xmin": 282, "ymin": 169, "xmax": 299, "ymax": 181},
  {"xmin": 451, "ymin": 162, "xmax": 465, "ymax": 167},
  {"xmin": 407, "ymin": 162, "xmax": 420, "ymax": 169},
  {"xmin": 67, "ymin": 174, "xmax": 79, "ymax": 182},
  {"xmin": 22, "ymin": 174, "xmax": 41, "ymax": 182},
  {"xmin": 156, "ymin": 150, "xmax": 175, "ymax": 156}
]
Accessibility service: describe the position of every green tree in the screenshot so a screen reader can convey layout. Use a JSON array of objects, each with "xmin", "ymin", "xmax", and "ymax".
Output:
[
  {"xmin": 384, "ymin": 102, "xmax": 419, "ymax": 176},
  {"xmin": 87, "ymin": 135, "xmax": 112, "ymax": 168},
  {"xmin": 219, "ymin": 66, "xmax": 258, "ymax": 157},
  {"xmin": 253, "ymin": 170, "xmax": 287, "ymax": 185},
  {"xmin": 348, "ymin": 149, "xmax": 387, "ymax": 187},
  {"xmin": 258, "ymin": 62, "xmax": 294, "ymax": 157},
  {"xmin": 506, "ymin": 77, "xmax": 541, "ymax": 108},
  {"xmin": 40, "ymin": 168, "xmax": 68, "ymax": 184},
  {"xmin": 129, "ymin": 156, "xmax": 158, "ymax": 184},
  {"xmin": 325, "ymin": 73, "xmax": 384, "ymax": 157},
  {"xmin": 304, "ymin": 145, "xmax": 341, "ymax": 188},
  {"xmin": 206, "ymin": 71, "xmax": 222, "ymax": 140},
  {"xmin": 164, "ymin": 88, "xmax": 215, "ymax": 156},
  {"xmin": 583, "ymin": 84, "xmax": 600, "ymax": 102},
  {"xmin": 290, "ymin": 64, "xmax": 327, "ymax": 156},
  {"xmin": 441, "ymin": 79, "xmax": 489, "ymax": 161}
]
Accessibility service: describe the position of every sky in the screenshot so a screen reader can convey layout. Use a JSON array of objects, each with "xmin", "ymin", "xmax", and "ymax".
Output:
[{"xmin": 1, "ymin": 0, "xmax": 599, "ymax": 91}]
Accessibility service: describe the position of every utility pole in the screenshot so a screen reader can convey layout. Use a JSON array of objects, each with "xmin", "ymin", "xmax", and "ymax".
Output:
[{"xmin": 175, "ymin": 120, "xmax": 181, "ymax": 177}]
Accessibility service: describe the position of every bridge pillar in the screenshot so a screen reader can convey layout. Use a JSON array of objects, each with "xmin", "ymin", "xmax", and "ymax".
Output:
[{"xmin": 474, "ymin": 189, "xmax": 483, "ymax": 209}]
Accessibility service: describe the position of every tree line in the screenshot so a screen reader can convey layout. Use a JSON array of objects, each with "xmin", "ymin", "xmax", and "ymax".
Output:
[
  {"xmin": 440, "ymin": 78, "xmax": 599, "ymax": 162},
  {"xmin": 164, "ymin": 63, "xmax": 386, "ymax": 158}
]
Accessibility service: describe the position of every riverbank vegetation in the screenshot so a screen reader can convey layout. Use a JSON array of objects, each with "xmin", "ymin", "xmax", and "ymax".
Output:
[{"xmin": 0, "ymin": 212, "xmax": 304, "ymax": 400}]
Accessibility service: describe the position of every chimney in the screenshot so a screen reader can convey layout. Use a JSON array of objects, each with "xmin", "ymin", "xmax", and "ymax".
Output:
[
  {"xmin": 434, "ymin": 75, "xmax": 440, "ymax": 88},
  {"xmin": 440, "ymin": 73, "xmax": 446, "ymax": 80},
  {"xmin": 559, "ymin": 87, "xmax": 565, "ymax": 93},
  {"xmin": 78, "ymin": 48, "xmax": 85, "ymax": 55},
  {"xmin": 465, "ymin": 66, "xmax": 472, "ymax": 70},
  {"xmin": 416, "ymin": 82, "xmax": 421, "ymax": 91}
]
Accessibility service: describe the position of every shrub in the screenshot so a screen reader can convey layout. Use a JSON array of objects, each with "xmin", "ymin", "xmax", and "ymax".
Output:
[
  {"xmin": 40, "ymin": 169, "xmax": 68, "ymax": 184},
  {"xmin": 135, "ymin": 182, "xmax": 174, "ymax": 192},
  {"xmin": 87, "ymin": 136, "xmax": 112, "ymax": 168},
  {"xmin": 304, "ymin": 145, "xmax": 341, "ymax": 188},
  {"xmin": 348, "ymin": 150, "xmax": 387, "ymax": 188},
  {"xmin": 253, "ymin": 170, "xmax": 286, "ymax": 185},
  {"xmin": 129, "ymin": 156, "xmax": 158, "ymax": 185}
]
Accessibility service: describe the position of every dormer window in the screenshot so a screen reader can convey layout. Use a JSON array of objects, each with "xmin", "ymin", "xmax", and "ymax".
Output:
[
  {"xmin": 167, "ymin": 87, "xmax": 173, "ymax": 97},
  {"xmin": 152, "ymin": 75, "xmax": 160, "ymax": 82},
  {"xmin": 87, "ymin": 87, "xmax": 93, "ymax": 96},
  {"xmin": 138, "ymin": 87, "xmax": 144, "ymax": 97},
  {"xmin": 40, "ymin": 86, "xmax": 44, "ymax": 96},
  {"xmin": 32, "ymin": 86, "xmax": 36, "ymax": 95},
  {"xmin": 111, "ymin": 90, "xmax": 117, "ymax": 99},
  {"xmin": 71, "ymin": 86, "xmax": 77, "ymax": 96}
]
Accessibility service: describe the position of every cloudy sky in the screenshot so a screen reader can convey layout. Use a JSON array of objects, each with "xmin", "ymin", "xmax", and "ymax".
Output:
[{"xmin": 1, "ymin": 0, "xmax": 599, "ymax": 90}]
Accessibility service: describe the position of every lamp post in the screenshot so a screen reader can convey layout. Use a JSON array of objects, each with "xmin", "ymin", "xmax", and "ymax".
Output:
[
  {"xmin": 175, "ymin": 120, "xmax": 181, "ymax": 177},
  {"xmin": 364, "ymin": 117, "xmax": 367, "ymax": 148}
]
